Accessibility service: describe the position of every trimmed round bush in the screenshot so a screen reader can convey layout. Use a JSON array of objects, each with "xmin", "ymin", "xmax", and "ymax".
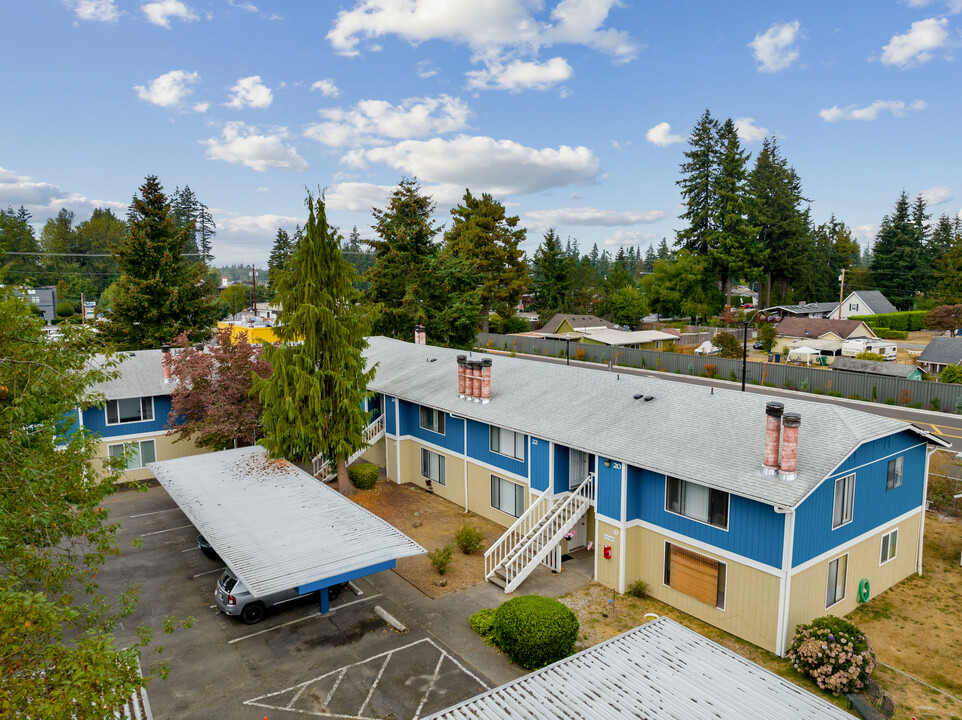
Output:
[
  {"xmin": 788, "ymin": 615, "xmax": 876, "ymax": 695},
  {"xmin": 492, "ymin": 595, "xmax": 579, "ymax": 670},
  {"xmin": 348, "ymin": 463, "xmax": 379, "ymax": 489},
  {"xmin": 469, "ymin": 608, "xmax": 496, "ymax": 638}
]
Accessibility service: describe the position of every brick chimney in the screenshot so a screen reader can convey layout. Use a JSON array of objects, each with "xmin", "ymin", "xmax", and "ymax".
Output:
[
  {"xmin": 762, "ymin": 401, "xmax": 783, "ymax": 475},
  {"xmin": 468, "ymin": 360, "xmax": 482, "ymax": 402},
  {"xmin": 457, "ymin": 355, "xmax": 467, "ymax": 398},
  {"xmin": 414, "ymin": 324, "xmax": 426, "ymax": 345},
  {"xmin": 480, "ymin": 358, "xmax": 492, "ymax": 404},
  {"xmin": 161, "ymin": 344, "xmax": 173, "ymax": 383},
  {"xmin": 779, "ymin": 412, "xmax": 801, "ymax": 481}
]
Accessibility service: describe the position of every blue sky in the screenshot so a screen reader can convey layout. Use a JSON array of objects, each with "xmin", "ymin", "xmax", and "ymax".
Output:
[{"xmin": 2, "ymin": 1, "xmax": 960, "ymax": 267}]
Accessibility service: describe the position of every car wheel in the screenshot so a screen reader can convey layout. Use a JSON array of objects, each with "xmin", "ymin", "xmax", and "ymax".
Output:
[
  {"xmin": 328, "ymin": 583, "xmax": 343, "ymax": 602},
  {"xmin": 241, "ymin": 602, "xmax": 265, "ymax": 624}
]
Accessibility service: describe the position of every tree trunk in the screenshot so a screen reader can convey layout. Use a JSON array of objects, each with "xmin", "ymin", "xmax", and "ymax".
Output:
[
  {"xmin": 481, "ymin": 304, "xmax": 490, "ymax": 334},
  {"xmin": 336, "ymin": 456, "xmax": 353, "ymax": 498}
]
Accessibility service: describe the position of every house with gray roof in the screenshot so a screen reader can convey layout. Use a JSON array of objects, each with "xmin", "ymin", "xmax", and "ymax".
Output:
[
  {"xmin": 835, "ymin": 290, "xmax": 899, "ymax": 319},
  {"xmin": 538, "ymin": 313, "xmax": 617, "ymax": 335},
  {"xmin": 760, "ymin": 301, "xmax": 839, "ymax": 320},
  {"xmin": 365, "ymin": 335, "xmax": 944, "ymax": 657},
  {"xmin": 831, "ymin": 356, "xmax": 924, "ymax": 380},
  {"xmin": 917, "ymin": 336, "xmax": 962, "ymax": 375}
]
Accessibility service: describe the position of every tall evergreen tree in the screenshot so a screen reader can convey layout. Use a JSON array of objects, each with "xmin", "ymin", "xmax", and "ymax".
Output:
[
  {"xmin": 642, "ymin": 244, "xmax": 656, "ymax": 273},
  {"xmin": 267, "ymin": 227, "xmax": 294, "ymax": 292},
  {"xmin": 531, "ymin": 229, "xmax": 572, "ymax": 320},
  {"xmin": 676, "ymin": 109, "xmax": 720, "ymax": 255},
  {"xmin": 170, "ymin": 186, "xmax": 202, "ymax": 257},
  {"xmin": 75, "ymin": 208, "xmax": 125, "ymax": 296},
  {"xmin": 253, "ymin": 192, "xmax": 376, "ymax": 497},
  {"xmin": 346, "ymin": 225, "xmax": 362, "ymax": 252},
  {"xmin": 871, "ymin": 191, "xmax": 922, "ymax": 310},
  {"xmin": 444, "ymin": 189, "xmax": 527, "ymax": 332},
  {"xmin": 0, "ymin": 206, "xmax": 40, "ymax": 284},
  {"xmin": 910, "ymin": 193, "xmax": 933, "ymax": 295},
  {"xmin": 100, "ymin": 176, "xmax": 219, "ymax": 350}
]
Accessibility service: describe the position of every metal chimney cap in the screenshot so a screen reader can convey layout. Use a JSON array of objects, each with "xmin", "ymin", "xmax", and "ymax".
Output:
[
  {"xmin": 765, "ymin": 401, "xmax": 784, "ymax": 417},
  {"xmin": 457, "ymin": 354, "xmax": 467, "ymax": 363},
  {"xmin": 783, "ymin": 412, "xmax": 801, "ymax": 427},
  {"xmin": 160, "ymin": 343, "xmax": 171, "ymax": 353},
  {"xmin": 481, "ymin": 358, "xmax": 492, "ymax": 367}
]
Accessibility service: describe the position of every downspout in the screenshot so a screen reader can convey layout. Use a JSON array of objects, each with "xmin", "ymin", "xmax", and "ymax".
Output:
[
  {"xmin": 463, "ymin": 419, "xmax": 469, "ymax": 512},
  {"xmin": 918, "ymin": 446, "xmax": 935, "ymax": 575},
  {"xmin": 618, "ymin": 459, "xmax": 628, "ymax": 594},
  {"xmin": 773, "ymin": 505, "xmax": 795, "ymax": 658},
  {"xmin": 394, "ymin": 397, "xmax": 401, "ymax": 485}
]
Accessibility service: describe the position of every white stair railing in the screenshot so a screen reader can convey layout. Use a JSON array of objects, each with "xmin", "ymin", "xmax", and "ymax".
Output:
[
  {"xmin": 311, "ymin": 415, "xmax": 386, "ymax": 480},
  {"xmin": 484, "ymin": 488, "xmax": 555, "ymax": 581}
]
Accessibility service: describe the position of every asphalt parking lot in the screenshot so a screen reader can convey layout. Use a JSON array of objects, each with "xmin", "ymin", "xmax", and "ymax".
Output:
[{"xmin": 100, "ymin": 486, "xmax": 491, "ymax": 720}]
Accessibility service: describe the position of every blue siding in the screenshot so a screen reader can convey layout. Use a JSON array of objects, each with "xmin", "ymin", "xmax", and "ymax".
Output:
[
  {"xmin": 82, "ymin": 395, "xmax": 171, "ymax": 437},
  {"xmin": 397, "ymin": 399, "xmax": 464, "ymax": 453},
  {"xmin": 466, "ymin": 419, "xmax": 528, "ymax": 477},
  {"xmin": 530, "ymin": 436, "xmax": 550, "ymax": 492},
  {"xmin": 596, "ymin": 457, "xmax": 622, "ymax": 521},
  {"xmin": 632, "ymin": 467, "xmax": 783, "ymax": 568},
  {"xmin": 385, "ymin": 395, "xmax": 397, "ymax": 435},
  {"xmin": 793, "ymin": 430, "xmax": 926, "ymax": 567},
  {"xmin": 553, "ymin": 444, "xmax": 569, "ymax": 494}
]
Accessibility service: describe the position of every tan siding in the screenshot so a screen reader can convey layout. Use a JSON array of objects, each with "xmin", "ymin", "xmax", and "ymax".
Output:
[
  {"xmin": 595, "ymin": 519, "xmax": 622, "ymax": 589},
  {"xmin": 385, "ymin": 437, "xmax": 398, "ymax": 482},
  {"xmin": 398, "ymin": 439, "xmax": 467, "ymax": 512},
  {"xmin": 469, "ymin": 465, "xmax": 529, "ymax": 528},
  {"xmin": 356, "ymin": 439, "xmax": 386, "ymax": 470},
  {"xmin": 95, "ymin": 432, "xmax": 209, "ymax": 483},
  {"xmin": 787, "ymin": 512, "xmax": 921, "ymax": 645}
]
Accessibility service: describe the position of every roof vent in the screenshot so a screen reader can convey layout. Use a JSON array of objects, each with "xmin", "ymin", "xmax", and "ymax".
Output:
[
  {"xmin": 644, "ymin": 395, "xmax": 654, "ymax": 402},
  {"xmin": 633, "ymin": 393, "xmax": 643, "ymax": 400},
  {"xmin": 426, "ymin": 357, "xmax": 437, "ymax": 362}
]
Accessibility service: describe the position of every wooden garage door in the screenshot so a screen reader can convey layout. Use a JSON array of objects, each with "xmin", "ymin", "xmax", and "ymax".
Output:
[{"xmin": 669, "ymin": 544, "xmax": 719, "ymax": 606}]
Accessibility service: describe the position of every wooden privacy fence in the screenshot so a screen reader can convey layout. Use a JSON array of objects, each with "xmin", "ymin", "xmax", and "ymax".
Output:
[{"xmin": 477, "ymin": 332, "xmax": 962, "ymax": 413}]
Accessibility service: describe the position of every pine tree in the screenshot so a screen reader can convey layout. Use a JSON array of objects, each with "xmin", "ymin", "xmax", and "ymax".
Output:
[
  {"xmin": 267, "ymin": 228, "xmax": 294, "ymax": 291},
  {"xmin": 0, "ymin": 205, "xmax": 41, "ymax": 284},
  {"xmin": 656, "ymin": 238, "xmax": 673, "ymax": 261},
  {"xmin": 196, "ymin": 202, "xmax": 216, "ymax": 263},
  {"xmin": 444, "ymin": 190, "xmax": 527, "ymax": 332},
  {"xmin": 170, "ymin": 186, "xmax": 201, "ymax": 257},
  {"xmin": 532, "ymin": 229, "xmax": 572, "ymax": 320},
  {"xmin": 871, "ymin": 192, "xmax": 921, "ymax": 310},
  {"xmin": 676, "ymin": 109, "xmax": 720, "ymax": 255},
  {"xmin": 100, "ymin": 176, "xmax": 219, "ymax": 350},
  {"xmin": 253, "ymin": 192, "xmax": 376, "ymax": 496},
  {"xmin": 642, "ymin": 244, "xmax": 656, "ymax": 273},
  {"xmin": 347, "ymin": 225, "xmax": 362, "ymax": 252},
  {"xmin": 910, "ymin": 194, "xmax": 933, "ymax": 295},
  {"xmin": 934, "ymin": 221, "xmax": 962, "ymax": 304}
]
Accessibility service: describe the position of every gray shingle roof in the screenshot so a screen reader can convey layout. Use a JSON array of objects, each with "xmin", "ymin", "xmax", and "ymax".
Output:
[
  {"xmin": 540, "ymin": 313, "xmax": 617, "ymax": 334},
  {"xmin": 851, "ymin": 290, "xmax": 897, "ymax": 315},
  {"xmin": 918, "ymin": 336, "xmax": 962, "ymax": 365},
  {"xmin": 366, "ymin": 337, "xmax": 920, "ymax": 508},
  {"xmin": 830, "ymin": 356, "xmax": 920, "ymax": 378},
  {"xmin": 776, "ymin": 317, "xmax": 872, "ymax": 340},
  {"xmin": 424, "ymin": 616, "xmax": 853, "ymax": 720},
  {"xmin": 87, "ymin": 349, "xmax": 176, "ymax": 399}
]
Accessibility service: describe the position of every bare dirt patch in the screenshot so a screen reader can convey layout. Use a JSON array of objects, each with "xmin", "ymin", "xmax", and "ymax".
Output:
[{"xmin": 352, "ymin": 476, "xmax": 508, "ymax": 598}]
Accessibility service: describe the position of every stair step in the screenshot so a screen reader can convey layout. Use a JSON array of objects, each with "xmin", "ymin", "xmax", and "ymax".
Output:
[{"xmin": 488, "ymin": 574, "xmax": 506, "ymax": 588}]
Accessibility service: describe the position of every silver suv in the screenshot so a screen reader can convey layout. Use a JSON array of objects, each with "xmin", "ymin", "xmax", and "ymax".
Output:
[{"xmin": 215, "ymin": 569, "xmax": 345, "ymax": 624}]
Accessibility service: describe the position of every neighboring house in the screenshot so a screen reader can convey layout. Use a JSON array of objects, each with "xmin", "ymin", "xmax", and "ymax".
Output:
[
  {"xmin": 830, "ymin": 356, "xmax": 924, "ymax": 380},
  {"xmin": 218, "ymin": 318, "xmax": 282, "ymax": 344},
  {"xmin": 425, "ymin": 616, "xmax": 853, "ymax": 720},
  {"xmin": 761, "ymin": 302, "xmax": 838, "ymax": 320},
  {"xmin": 539, "ymin": 314, "xmax": 618, "ymax": 335},
  {"xmin": 78, "ymin": 348, "xmax": 209, "ymax": 482},
  {"xmin": 917, "ymin": 337, "xmax": 962, "ymax": 376},
  {"xmin": 363, "ymin": 336, "xmax": 944, "ymax": 656},
  {"xmin": 252, "ymin": 302, "xmax": 282, "ymax": 320},
  {"xmin": 833, "ymin": 291, "xmax": 898, "ymax": 320},
  {"xmin": 11, "ymin": 285, "xmax": 58, "ymax": 323},
  {"xmin": 776, "ymin": 317, "xmax": 876, "ymax": 343},
  {"xmin": 573, "ymin": 327, "xmax": 676, "ymax": 350}
]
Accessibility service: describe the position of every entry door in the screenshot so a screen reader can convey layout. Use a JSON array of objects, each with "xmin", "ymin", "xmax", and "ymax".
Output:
[
  {"xmin": 569, "ymin": 449, "xmax": 588, "ymax": 490},
  {"xmin": 568, "ymin": 515, "xmax": 587, "ymax": 550}
]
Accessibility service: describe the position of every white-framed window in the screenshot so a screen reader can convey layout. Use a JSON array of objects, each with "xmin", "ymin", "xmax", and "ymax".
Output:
[
  {"xmin": 666, "ymin": 477, "xmax": 729, "ymax": 530},
  {"xmin": 106, "ymin": 397, "xmax": 154, "ymax": 425},
  {"xmin": 849, "ymin": 303, "xmax": 858, "ymax": 311},
  {"xmin": 108, "ymin": 439, "xmax": 156, "ymax": 471},
  {"xmin": 880, "ymin": 528, "xmax": 898, "ymax": 565},
  {"xmin": 886, "ymin": 456, "xmax": 903, "ymax": 491},
  {"xmin": 419, "ymin": 406, "xmax": 445, "ymax": 435},
  {"xmin": 490, "ymin": 425, "xmax": 525, "ymax": 461},
  {"xmin": 664, "ymin": 542, "xmax": 727, "ymax": 609},
  {"xmin": 826, "ymin": 554, "xmax": 848, "ymax": 608},
  {"xmin": 420, "ymin": 448, "xmax": 445, "ymax": 486},
  {"xmin": 832, "ymin": 474, "xmax": 855, "ymax": 529},
  {"xmin": 491, "ymin": 474, "xmax": 525, "ymax": 518}
]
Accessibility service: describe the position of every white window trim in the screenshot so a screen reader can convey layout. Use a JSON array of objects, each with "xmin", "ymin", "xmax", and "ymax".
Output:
[
  {"xmin": 490, "ymin": 425, "xmax": 525, "ymax": 462},
  {"xmin": 831, "ymin": 474, "xmax": 855, "ymax": 531},
  {"xmin": 419, "ymin": 405, "xmax": 445, "ymax": 435},
  {"xmin": 880, "ymin": 528, "xmax": 899, "ymax": 566},
  {"xmin": 490, "ymin": 474, "xmax": 525, "ymax": 519},
  {"xmin": 420, "ymin": 447, "xmax": 446, "ymax": 486},
  {"xmin": 664, "ymin": 477, "xmax": 730, "ymax": 532},
  {"xmin": 886, "ymin": 456, "xmax": 903, "ymax": 491},
  {"xmin": 825, "ymin": 552, "xmax": 849, "ymax": 609},
  {"xmin": 107, "ymin": 439, "xmax": 156, "ymax": 471},
  {"xmin": 662, "ymin": 540, "xmax": 728, "ymax": 611},
  {"xmin": 105, "ymin": 396, "xmax": 155, "ymax": 426}
]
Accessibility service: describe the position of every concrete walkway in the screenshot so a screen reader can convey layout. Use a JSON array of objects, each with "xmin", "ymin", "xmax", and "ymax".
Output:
[{"xmin": 367, "ymin": 557, "xmax": 595, "ymax": 686}]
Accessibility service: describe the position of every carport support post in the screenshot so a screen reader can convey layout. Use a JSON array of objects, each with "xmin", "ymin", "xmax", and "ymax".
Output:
[{"xmin": 319, "ymin": 587, "xmax": 330, "ymax": 614}]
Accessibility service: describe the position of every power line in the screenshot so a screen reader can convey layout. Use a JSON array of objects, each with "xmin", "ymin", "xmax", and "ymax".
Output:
[{"xmin": 4, "ymin": 251, "xmax": 204, "ymax": 257}]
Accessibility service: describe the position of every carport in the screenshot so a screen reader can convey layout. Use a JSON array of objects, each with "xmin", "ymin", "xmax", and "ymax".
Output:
[{"xmin": 148, "ymin": 446, "xmax": 426, "ymax": 613}]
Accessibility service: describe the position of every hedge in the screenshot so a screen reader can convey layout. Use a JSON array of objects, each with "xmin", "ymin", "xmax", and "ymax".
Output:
[
  {"xmin": 851, "ymin": 310, "xmax": 926, "ymax": 332},
  {"xmin": 348, "ymin": 463, "xmax": 379, "ymax": 489},
  {"xmin": 870, "ymin": 327, "xmax": 909, "ymax": 340},
  {"xmin": 492, "ymin": 595, "xmax": 579, "ymax": 669}
]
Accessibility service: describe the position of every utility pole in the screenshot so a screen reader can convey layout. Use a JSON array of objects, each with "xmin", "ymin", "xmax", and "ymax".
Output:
[
  {"xmin": 251, "ymin": 265, "xmax": 257, "ymax": 318},
  {"xmin": 837, "ymin": 269, "xmax": 845, "ymax": 319}
]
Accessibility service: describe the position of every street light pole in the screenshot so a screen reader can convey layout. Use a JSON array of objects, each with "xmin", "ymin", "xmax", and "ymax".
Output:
[{"xmin": 565, "ymin": 332, "xmax": 572, "ymax": 366}]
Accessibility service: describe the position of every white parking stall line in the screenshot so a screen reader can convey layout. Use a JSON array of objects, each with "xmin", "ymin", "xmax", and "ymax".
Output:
[
  {"xmin": 140, "ymin": 524, "xmax": 193, "ymax": 537},
  {"xmin": 358, "ymin": 654, "xmax": 392, "ymax": 717},
  {"xmin": 128, "ymin": 508, "xmax": 182, "ymax": 518},
  {"xmin": 181, "ymin": 547, "xmax": 200, "ymax": 553},
  {"xmin": 227, "ymin": 593, "xmax": 383, "ymax": 644},
  {"xmin": 413, "ymin": 652, "xmax": 446, "ymax": 720},
  {"xmin": 193, "ymin": 567, "xmax": 225, "ymax": 578},
  {"xmin": 319, "ymin": 668, "xmax": 347, "ymax": 711}
]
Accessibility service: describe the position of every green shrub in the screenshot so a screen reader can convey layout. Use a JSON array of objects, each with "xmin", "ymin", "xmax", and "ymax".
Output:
[
  {"xmin": 492, "ymin": 595, "xmax": 579, "ymax": 669},
  {"xmin": 428, "ymin": 545, "xmax": 454, "ymax": 575},
  {"xmin": 852, "ymin": 310, "xmax": 926, "ymax": 332},
  {"xmin": 828, "ymin": 391, "xmax": 843, "ymax": 397},
  {"xmin": 788, "ymin": 616, "xmax": 876, "ymax": 695},
  {"xmin": 55, "ymin": 301, "xmax": 76, "ymax": 318},
  {"xmin": 455, "ymin": 524, "xmax": 485, "ymax": 554},
  {"xmin": 930, "ymin": 397, "xmax": 941, "ymax": 412},
  {"xmin": 626, "ymin": 579, "xmax": 649, "ymax": 599},
  {"xmin": 872, "ymin": 327, "xmax": 909, "ymax": 340},
  {"xmin": 348, "ymin": 463, "xmax": 379, "ymax": 489},
  {"xmin": 800, "ymin": 378, "xmax": 810, "ymax": 393},
  {"xmin": 883, "ymin": 398, "xmax": 896, "ymax": 405},
  {"xmin": 813, "ymin": 388, "xmax": 825, "ymax": 395},
  {"xmin": 469, "ymin": 608, "xmax": 496, "ymax": 638}
]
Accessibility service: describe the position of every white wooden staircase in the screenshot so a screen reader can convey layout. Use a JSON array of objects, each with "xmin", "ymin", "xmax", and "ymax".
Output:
[
  {"xmin": 311, "ymin": 415, "xmax": 385, "ymax": 482},
  {"xmin": 484, "ymin": 473, "xmax": 595, "ymax": 593}
]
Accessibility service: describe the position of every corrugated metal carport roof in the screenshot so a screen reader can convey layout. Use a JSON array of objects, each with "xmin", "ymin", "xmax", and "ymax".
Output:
[
  {"xmin": 148, "ymin": 446, "xmax": 425, "ymax": 598},
  {"xmin": 425, "ymin": 616, "xmax": 853, "ymax": 720}
]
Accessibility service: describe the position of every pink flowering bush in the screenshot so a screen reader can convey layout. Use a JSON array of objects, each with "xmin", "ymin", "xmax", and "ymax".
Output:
[{"xmin": 788, "ymin": 616, "xmax": 877, "ymax": 695}]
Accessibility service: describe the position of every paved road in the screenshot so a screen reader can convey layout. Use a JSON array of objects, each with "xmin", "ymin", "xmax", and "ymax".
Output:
[{"xmin": 495, "ymin": 351, "xmax": 962, "ymax": 452}]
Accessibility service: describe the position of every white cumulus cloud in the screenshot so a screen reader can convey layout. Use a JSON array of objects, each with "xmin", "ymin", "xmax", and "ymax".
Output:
[
  {"xmin": 603, "ymin": 229, "xmax": 658, "ymax": 247},
  {"xmin": 142, "ymin": 0, "xmax": 198, "ymax": 28},
  {"xmin": 346, "ymin": 135, "xmax": 600, "ymax": 196},
  {"xmin": 0, "ymin": 166, "xmax": 126, "ymax": 219},
  {"xmin": 226, "ymin": 75, "xmax": 273, "ymax": 109},
  {"xmin": 818, "ymin": 99, "xmax": 926, "ymax": 121},
  {"xmin": 203, "ymin": 122, "xmax": 308, "ymax": 172},
  {"xmin": 922, "ymin": 185, "xmax": 953, "ymax": 205},
  {"xmin": 881, "ymin": 18, "xmax": 949, "ymax": 67},
  {"xmin": 133, "ymin": 70, "xmax": 201, "ymax": 108},
  {"xmin": 734, "ymin": 117, "xmax": 770, "ymax": 142},
  {"xmin": 221, "ymin": 214, "xmax": 303, "ymax": 235},
  {"xmin": 645, "ymin": 122, "xmax": 683, "ymax": 147},
  {"xmin": 466, "ymin": 56, "xmax": 573, "ymax": 92},
  {"xmin": 526, "ymin": 207, "xmax": 665, "ymax": 227},
  {"xmin": 66, "ymin": 0, "xmax": 120, "ymax": 22},
  {"xmin": 304, "ymin": 94, "xmax": 471, "ymax": 147},
  {"xmin": 311, "ymin": 78, "xmax": 339, "ymax": 97},
  {"xmin": 749, "ymin": 20, "xmax": 801, "ymax": 73}
]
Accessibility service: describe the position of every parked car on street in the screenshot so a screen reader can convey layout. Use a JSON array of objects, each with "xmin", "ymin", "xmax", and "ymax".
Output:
[
  {"xmin": 214, "ymin": 569, "xmax": 345, "ymax": 624},
  {"xmin": 753, "ymin": 340, "xmax": 764, "ymax": 350}
]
